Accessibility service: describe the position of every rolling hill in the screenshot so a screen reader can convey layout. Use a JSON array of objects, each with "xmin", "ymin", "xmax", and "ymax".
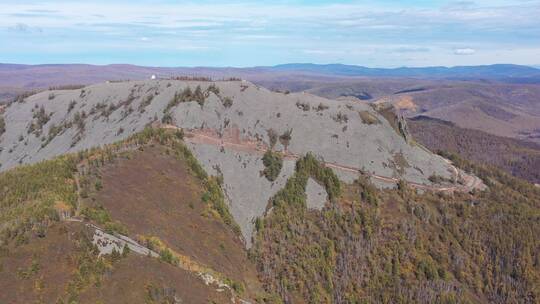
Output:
[
  {"xmin": 2, "ymin": 62, "xmax": 540, "ymax": 104},
  {"xmin": 1, "ymin": 78, "xmax": 539, "ymax": 303},
  {"xmin": 271, "ymin": 63, "xmax": 540, "ymax": 80},
  {"xmin": 409, "ymin": 116, "xmax": 540, "ymax": 184},
  {"xmin": 0, "ymin": 124, "xmax": 538, "ymax": 303},
  {"xmin": 3, "ymin": 62, "xmax": 540, "ymax": 145},
  {"xmin": 283, "ymin": 79, "xmax": 540, "ymax": 144},
  {"xmin": 0, "ymin": 79, "xmax": 471, "ymax": 243}
]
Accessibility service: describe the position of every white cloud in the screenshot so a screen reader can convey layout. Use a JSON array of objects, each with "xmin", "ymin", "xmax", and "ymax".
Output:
[
  {"xmin": 0, "ymin": 1, "xmax": 539, "ymax": 66},
  {"xmin": 7, "ymin": 22, "xmax": 42, "ymax": 33},
  {"xmin": 8, "ymin": 23, "xmax": 30, "ymax": 32},
  {"xmin": 454, "ymin": 48, "xmax": 476, "ymax": 55}
]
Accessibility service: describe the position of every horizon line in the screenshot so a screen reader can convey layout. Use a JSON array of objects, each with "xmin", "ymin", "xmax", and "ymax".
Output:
[{"xmin": 1, "ymin": 62, "xmax": 540, "ymax": 70}]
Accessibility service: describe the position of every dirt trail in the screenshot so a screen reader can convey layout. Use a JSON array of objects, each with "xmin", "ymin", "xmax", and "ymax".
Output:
[{"xmin": 162, "ymin": 125, "xmax": 483, "ymax": 193}]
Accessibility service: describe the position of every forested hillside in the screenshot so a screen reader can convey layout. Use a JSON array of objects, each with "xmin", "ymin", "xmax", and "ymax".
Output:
[
  {"xmin": 409, "ymin": 116, "xmax": 540, "ymax": 184},
  {"xmin": 1, "ymin": 127, "xmax": 539, "ymax": 303},
  {"xmin": 252, "ymin": 151, "xmax": 540, "ymax": 303}
]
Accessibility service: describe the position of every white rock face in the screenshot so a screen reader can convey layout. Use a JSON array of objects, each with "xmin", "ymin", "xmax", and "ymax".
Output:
[
  {"xmin": 92, "ymin": 225, "xmax": 158, "ymax": 257},
  {"xmin": 187, "ymin": 143, "xmax": 296, "ymax": 247},
  {"xmin": 305, "ymin": 178, "xmax": 328, "ymax": 210},
  {"xmin": 0, "ymin": 79, "xmax": 455, "ymax": 244}
]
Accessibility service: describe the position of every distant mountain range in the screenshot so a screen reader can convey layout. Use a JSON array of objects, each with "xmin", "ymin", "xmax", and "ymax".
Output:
[
  {"xmin": 270, "ymin": 63, "xmax": 540, "ymax": 80},
  {"xmin": 2, "ymin": 62, "xmax": 540, "ymax": 104},
  {"xmin": 1, "ymin": 63, "xmax": 540, "ymax": 89}
]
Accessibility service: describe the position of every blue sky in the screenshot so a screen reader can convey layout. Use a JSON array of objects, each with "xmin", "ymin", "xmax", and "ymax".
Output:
[{"xmin": 1, "ymin": 0, "xmax": 539, "ymax": 67}]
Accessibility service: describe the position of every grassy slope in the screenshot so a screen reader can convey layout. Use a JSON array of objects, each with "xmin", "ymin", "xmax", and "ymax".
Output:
[{"xmin": 0, "ymin": 127, "xmax": 262, "ymax": 303}]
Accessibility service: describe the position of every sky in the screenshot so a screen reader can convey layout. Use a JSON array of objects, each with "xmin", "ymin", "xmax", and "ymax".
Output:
[{"xmin": 1, "ymin": 0, "xmax": 539, "ymax": 67}]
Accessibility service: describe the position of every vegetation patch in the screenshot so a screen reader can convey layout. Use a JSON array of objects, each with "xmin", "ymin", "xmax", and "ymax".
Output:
[
  {"xmin": 222, "ymin": 96, "xmax": 233, "ymax": 108},
  {"xmin": 138, "ymin": 94, "xmax": 154, "ymax": 113},
  {"xmin": 0, "ymin": 156, "xmax": 77, "ymax": 246},
  {"xmin": 28, "ymin": 105, "xmax": 52, "ymax": 136},
  {"xmin": 41, "ymin": 122, "xmax": 65, "ymax": 148},
  {"xmin": 252, "ymin": 153, "xmax": 342, "ymax": 302},
  {"xmin": 62, "ymin": 232, "xmax": 125, "ymax": 303},
  {"xmin": 296, "ymin": 101, "xmax": 310, "ymax": 111},
  {"xmin": 67, "ymin": 100, "xmax": 77, "ymax": 113},
  {"xmin": 140, "ymin": 235, "xmax": 244, "ymax": 295},
  {"xmin": 428, "ymin": 174, "xmax": 453, "ymax": 184},
  {"xmin": 164, "ymin": 86, "xmax": 204, "ymax": 115},
  {"xmin": 267, "ymin": 129, "xmax": 278, "ymax": 149},
  {"xmin": 80, "ymin": 205, "xmax": 128, "ymax": 235},
  {"xmin": 332, "ymin": 112, "xmax": 348, "ymax": 124},
  {"xmin": 0, "ymin": 115, "xmax": 5, "ymax": 136},
  {"xmin": 252, "ymin": 151, "xmax": 540, "ymax": 303},
  {"xmin": 279, "ymin": 129, "xmax": 293, "ymax": 149},
  {"xmin": 316, "ymin": 103, "xmax": 329, "ymax": 112},
  {"xmin": 12, "ymin": 91, "xmax": 38, "ymax": 104},
  {"xmin": 162, "ymin": 84, "xmax": 233, "ymax": 121},
  {"xmin": 261, "ymin": 150, "xmax": 283, "ymax": 182}
]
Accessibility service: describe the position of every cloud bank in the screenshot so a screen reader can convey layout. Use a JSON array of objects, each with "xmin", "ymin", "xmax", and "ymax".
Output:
[
  {"xmin": 454, "ymin": 48, "xmax": 476, "ymax": 55},
  {"xmin": 0, "ymin": 0, "xmax": 539, "ymax": 67}
]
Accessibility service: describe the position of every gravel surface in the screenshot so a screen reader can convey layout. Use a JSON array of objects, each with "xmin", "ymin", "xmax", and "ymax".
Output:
[{"xmin": 0, "ymin": 79, "xmax": 458, "ymax": 245}]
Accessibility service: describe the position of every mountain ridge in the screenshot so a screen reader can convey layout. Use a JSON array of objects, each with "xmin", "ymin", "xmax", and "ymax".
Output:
[
  {"xmin": 271, "ymin": 63, "xmax": 540, "ymax": 78},
  {"xmin": 0, "ymin": 78, "xmax": 482, "ymax": 244},
  {"xmin": 1, "ymin": 62, "xmax": 539, "ymax": 85},
  {"xmin": 0, "ymin": 78, "xmax": 538, "ymax": 304}
]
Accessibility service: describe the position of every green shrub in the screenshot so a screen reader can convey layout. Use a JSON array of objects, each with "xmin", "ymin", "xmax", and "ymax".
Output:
[
  {"xmin": 67, "ymin": 100, "xmax": 77, "ymax": 113},
  {"xmin": 262, "ymin": 150, "xmax": 283, "ymax": 182},
  {"xmin": 159, "ymin": 248, "xmax": 178, "ymax": 265},
  {"xmin": 206, "ymin": 83, "xmax": 220, "ymax": 95},
  {"xmin": 80, "ymin": 205, "xmax": 111, "ymax": 225},
  {"xmin": 28, "ymin": 105, "xmax": 51, "ymax": 136},
  {"xmin": 161, "ymin": 112, "xmax": 173, "ymax": 124},
  {"xmin": 0, "ymin": 116, "xmax": 5, "ymax": 136},
  {"xmin": 164, "ymin": 86, "xmax": 207, "ymax": 114},
  {"xmin": 222, "ymin": 96, "xmax": 233, "ymax": 108},
  {"xmin": 279, "ymin": 129, "xmax": 293, "ymax": 148},
  {"xmin": 333, "ymin": 112, "xmax": 348, "ymax": 123},
  {"xmin": 316, "ymin": 103, "xmax": 329, "ymax": 111},
  {"xmin": 267, "ymin": 129, "xmax": 278, "ymax": 148},
  {"xmin": 193, "ymin": 85, "xmax": 205, "ymax": 106},
  {"xmin": 138, "ymin": 94, "xmax": 154, "ymax": 113},
  {"xmin": 296, "ymin": 101, "xmax": 310, "ymax": 111}
]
